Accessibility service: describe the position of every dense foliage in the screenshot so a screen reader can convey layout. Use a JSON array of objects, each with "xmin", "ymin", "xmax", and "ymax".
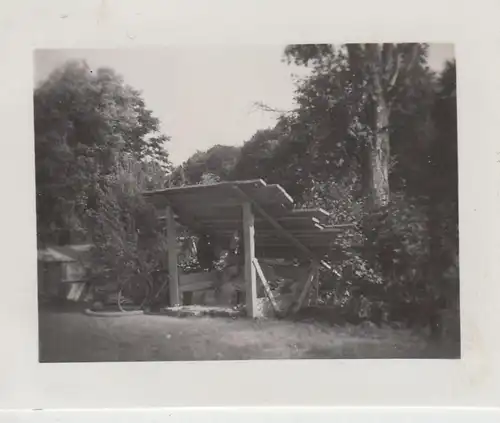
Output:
[
  {"xmin": 35, "ymin": 46, "xmax": 458, "ymax": 336},
  {"xmin": 35, "ymin": 61, "xmax": 172, "ymax": 292},
  {"xmin": 168, "ymin": 44, "xmax": 458, "ymax": 332},
  {"xmin": 168, "ymin": 144, "xmax": 240, "ymax": 186},
  {"xmin": 35, "ymin": 60, "xmax": 171, "ymax": 247},
  {"xmin": 84, "ymin": 155, "xmax": 169, "ymax": 288}
]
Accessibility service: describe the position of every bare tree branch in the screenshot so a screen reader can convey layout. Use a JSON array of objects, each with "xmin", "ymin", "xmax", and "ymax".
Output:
[
  {"xmin": 405, "ymin": 43, "xmax": 421, "ymax": 72},
  {"xmin": 364, "ymin": 44, "xmax": 384, "ymax": 102},
  {"xmin": 387, "ymin": 43, "xmax": 421, "ymax": 102},
  {"xmin": 382, "ymin": 43, "xmax": 395, "ymax": 73},
  {"xmin": 252, "ymin": 101, "xmax": 292, "ymax": 115},
  {"xmin": 387, "ymin": 52, "xmax": 401, "ymax": 90}
]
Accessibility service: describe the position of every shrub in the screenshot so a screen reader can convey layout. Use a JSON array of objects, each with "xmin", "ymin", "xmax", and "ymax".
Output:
[{"xmin": 85, "ymin": 156, "xmax": 169, "ymax": 292}]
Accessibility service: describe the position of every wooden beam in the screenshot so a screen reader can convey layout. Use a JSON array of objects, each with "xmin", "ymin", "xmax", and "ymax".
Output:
[
  {"xmin": 159, "ymin": 208, "xmax": 329, "ymax": 225},
  {"xmin": 287, "ymin": 208, "xmax": 330, "ymax": 221},
  {"xmin": 179, "ymin": 281, "xmax": 214, "ymax": 292},
  {"xmin": 242, "ymin": 201, "xmax": 258, "ymax": 318},
  {"xmin": 232, "ymin": 185, "xmax": 332, "ymax": 273},
  {"xmin": 167, "ymin": 184, "xmax": 293, "ymax": 209},
  {"xmin": 144, "ymin": 179, "xmax": 294, "ymax": 211},
  {"xmin": 166, "ymin": 197, "xmax": 252, "ymax": 208},
  {"xmin": 220, "ymin": 228, "xmax": 343, "ymax": 237},
  {"xmin": 233, "ymin": 187, "xmax": 313, "ymax": 259},
  {"xmin": 252, "ymin": 258, "xmax": 280, "ymax": 314},
  {"xmin": 266, "ymin": 184, "xmax": 295, "ymax": 208},
  {"xmin": 233, "ymin": 186, "xmax": 335, "ymax": 272},
  {"xmin": 166, "ymin": 205, "xmax": 181, "ymax": 306},
  {"xmin": 196, "ymin": 216, "xmax": 323, "ymax": 229},
  {"xmin": 144, "ymin": 179, "xmax": 266, "ymax": 197},
  {"xmin": 312, "ymin": 265, "xmax": 320, "ymax": 306},
  {"xmin": 322, "ymin": 223, "xmax": 358, "ymax": 229},
  {"xmin": 255, "ymin": 247, "xmax": 328, "ymax": 260}
]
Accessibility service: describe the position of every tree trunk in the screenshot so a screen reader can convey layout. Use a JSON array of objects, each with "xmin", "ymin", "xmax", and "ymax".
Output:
[
  {"xmin": 359, "ymin": 96, "xmax": 392, "ymax": 275},
  {"xmin": 347, "ymin": 44, "xmax": 392, "ymax": 211},
  {"xmin": 367, "ymin": 98, "xmax": 391, "ymax": 209}
]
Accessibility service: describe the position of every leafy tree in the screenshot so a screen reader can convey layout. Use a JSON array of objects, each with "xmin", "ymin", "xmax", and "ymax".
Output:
[
  {"xmin": 230, "ymin": 129, "xmax": 280, "ymax": 181},
  {"xmin": 34, "ymin": 60, "xmax": 171, "ymax": 245},
  {"xmin": 231, "ymin": 44, "xmax": 456, "ymax": 331},
  {"xmin": 169, "ymin": 144, "xmax": 240, "ymax": 186},
  {"xmin": 235, "ymin": 44, "xmax": 434, "ymax": 215},
  {"xmin": 199, "ymin": 172, "xmax": 221, "ymax": 185},
  {"xmin": 284, "ymin": 43, "xmax": 430, "ymax": 209}
]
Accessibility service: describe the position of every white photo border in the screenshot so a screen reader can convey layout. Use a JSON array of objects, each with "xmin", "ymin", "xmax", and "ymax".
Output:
[{"xmin": 0, "ymin": 0, "xmax": 499, "ymax": 411}]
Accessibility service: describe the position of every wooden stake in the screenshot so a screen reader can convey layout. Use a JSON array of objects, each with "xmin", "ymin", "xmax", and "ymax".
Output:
[
  {"xmin": 253, "ymin": 258, "xmax": 280, "ymax": 314},
  {"xmin": 314, "ymin": 266, "xmax": 320, "ymax": 306},
  {"xmin": 291, "ymin": 263, "xmax": 318, "ymax": 314},
  {"xmin": 166, "ymin": 205, "xmax": 181, "ymax": 306},
  {"xmin": 242, "ymin": 202, "xmax": 258, "ymax": 318}
]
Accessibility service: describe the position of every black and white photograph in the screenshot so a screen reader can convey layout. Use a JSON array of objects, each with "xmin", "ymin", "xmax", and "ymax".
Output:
[{"xmin": 34, "ymin": 43, "xmax": 459, "ymax": 363}]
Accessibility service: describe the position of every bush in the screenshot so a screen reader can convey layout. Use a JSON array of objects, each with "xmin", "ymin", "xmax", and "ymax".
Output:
[
  {"xmin": 307, "ymin": 186, "xmax": 445, "ymax": 326},
  {"xmin": 85, "ymin": 156, "xmax": 169, "ymax": 292}
]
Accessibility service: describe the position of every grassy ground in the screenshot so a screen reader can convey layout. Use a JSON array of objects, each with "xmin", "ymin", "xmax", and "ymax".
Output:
[{"xmin": 38, "ymin": 304, "xmax": 459, "ymax": 362}]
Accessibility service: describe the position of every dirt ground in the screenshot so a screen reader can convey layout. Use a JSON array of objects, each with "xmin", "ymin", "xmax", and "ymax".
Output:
[{"xmin": 38, "ymin": 305, "xmax": 460, "ymax": 362}]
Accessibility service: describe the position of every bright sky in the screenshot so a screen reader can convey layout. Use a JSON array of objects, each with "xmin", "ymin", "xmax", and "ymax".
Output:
[{"xmin": 34, "ymin": 44, "xmax": 454, "ymax": 165}]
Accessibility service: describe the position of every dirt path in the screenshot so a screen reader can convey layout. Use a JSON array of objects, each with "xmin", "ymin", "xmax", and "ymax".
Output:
[{"xmin": 38, "ymin": 307, "xmax": 458, "ymax": 362}]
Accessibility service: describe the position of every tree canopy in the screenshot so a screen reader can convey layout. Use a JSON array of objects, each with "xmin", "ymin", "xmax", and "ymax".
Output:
[
  {"xmin": 168, "ymin": 144, "xmax": 240, "ymax": 186},
  {"xmin": 35, "ymin": 60, "xmax": 171, "ymax": 246}
]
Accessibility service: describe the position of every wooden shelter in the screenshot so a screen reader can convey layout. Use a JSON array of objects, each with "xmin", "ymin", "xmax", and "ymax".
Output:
[
  {"xmin": 143, "ymin": 179, "xmax": 350, "ymax": 318},
  {"xmin": 37, "ymin": 244, "xmax": 93, "ymax": 301}
]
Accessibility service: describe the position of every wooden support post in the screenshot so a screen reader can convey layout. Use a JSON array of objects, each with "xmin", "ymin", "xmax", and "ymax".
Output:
[
  {"xmin": 242, "ymin": 202, "xmax": 258, "ymax": 318},
  {"xmin": 231, "ymin": 185, "xmax": 331, "ymax": 271},
  {"xmin": 166, "ymin": 205, "xmax": 181, "ymax": 306}
]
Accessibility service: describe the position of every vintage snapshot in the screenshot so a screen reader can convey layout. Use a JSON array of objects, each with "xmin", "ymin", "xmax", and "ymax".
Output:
[{"xmin": 35, "ymin": 44, "xmax": 459, "ymax": 363}]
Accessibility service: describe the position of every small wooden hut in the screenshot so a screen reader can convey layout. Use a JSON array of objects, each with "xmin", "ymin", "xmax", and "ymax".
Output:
[{"xmin": 37, "ymin": 244, "xmax": 93, "ymax": 302}]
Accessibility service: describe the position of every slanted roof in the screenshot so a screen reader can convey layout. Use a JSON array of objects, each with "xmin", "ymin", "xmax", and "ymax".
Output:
[
  {"xmin": 143, "ymin": 179, "xmax": 353, "ymax": 262},
  {"xmin": 146, "ymin": 179, "xmax": 294, "ymax": 212}
]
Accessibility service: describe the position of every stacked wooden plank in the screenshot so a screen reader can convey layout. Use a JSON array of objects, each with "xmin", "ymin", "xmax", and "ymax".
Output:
[{"xmin": 144, "ymin": 179, "xmax": 353, "ymax": 261}]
